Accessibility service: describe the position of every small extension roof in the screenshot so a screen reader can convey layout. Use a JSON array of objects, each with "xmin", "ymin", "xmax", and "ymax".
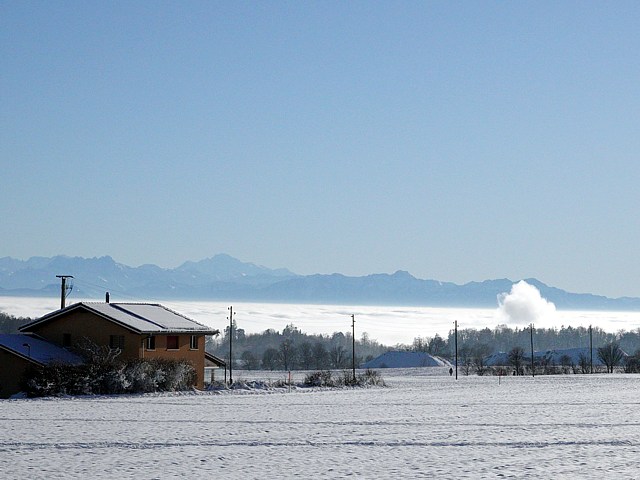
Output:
[
  {"xmin": 20, "ymin": 302, "xmax": 220, "ymax": 336},
  {"xmin": 205, "ymin": 351, "xmax": 226, "ymax": 368},
  {"xmin": 0, "ymin": 334, "xmax": 83, "ymax": 366}
]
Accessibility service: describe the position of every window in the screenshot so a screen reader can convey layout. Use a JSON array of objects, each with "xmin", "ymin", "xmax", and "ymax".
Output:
[
  {"xmin": 109, "ymin": 335, "xmax": 125, "ymax": 350},
  {"xmin": 190, "ymin": 335, "xmax": 199, "ymax": 350},
  {"xmin": 146, "ymin": 336, "xmax": 156, "ymax": 350},
  {"xmin": 166, "ymin": 335, "xmax": 179, "ymax": 350},
  {"xmin": 62, "ymin": 333, "xmax": 71, "ymax": 347}
]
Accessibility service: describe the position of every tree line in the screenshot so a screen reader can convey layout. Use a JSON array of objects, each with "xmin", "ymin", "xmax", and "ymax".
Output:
[
  {"xmin": 409, "ymin": 325, "xmax": 640, "ymax": 375},
  {"xmin": 4, "ymin": 308, "xmax": 639, "ymax": 373},
  {"xmin": 206, "ymin": 321, "xmax": 388, "ymax": 371},
  {"xmin": 408, "ymin": 324, "xmax": 639, "ymax": 358},
  {"xmin": 0, "ymin": 312, "xmax": 32, "ymax": 334}
]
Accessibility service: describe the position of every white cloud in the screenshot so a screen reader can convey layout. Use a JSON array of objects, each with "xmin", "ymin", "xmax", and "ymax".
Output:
[{"xmin": 497, "ymin": 280, "xmax": 556, "ymax": 325}]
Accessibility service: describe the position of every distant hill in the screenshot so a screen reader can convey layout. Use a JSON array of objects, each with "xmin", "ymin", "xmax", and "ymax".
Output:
[{"xmin": 1, "ymin": 254, "xmax": 639, "ymax": 310}]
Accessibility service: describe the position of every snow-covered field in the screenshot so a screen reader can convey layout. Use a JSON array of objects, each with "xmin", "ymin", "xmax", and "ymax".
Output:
[{"xmin": 1, "ymin": 370, "xmax": 639, "ymax": 479}]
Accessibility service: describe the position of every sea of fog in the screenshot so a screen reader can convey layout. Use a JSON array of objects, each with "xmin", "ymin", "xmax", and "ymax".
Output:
[{"xmin": 2, "ymin": 296, "xmax": 639, "ymax": 345}]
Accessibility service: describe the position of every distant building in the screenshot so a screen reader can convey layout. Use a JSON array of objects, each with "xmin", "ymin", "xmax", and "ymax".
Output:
[
  {"xmin": 0, "ymin": 302, "xmax": 219, "ymax": 397},
  {"xmin": 361, "ymin": 351, "xmax": 451, "ymax": 369}
]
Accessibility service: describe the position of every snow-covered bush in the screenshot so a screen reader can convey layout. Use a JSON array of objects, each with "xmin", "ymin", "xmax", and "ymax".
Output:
[
  {"xmin": 151, "ymin": 358, "xmax": 196, "ymax": 391},
  {"xmin": 357, "ymin": 369, "xmax": 385, "ymax": 387},
  {"xmin": 19, "ymin": 340, "xmax": 197, "ymax": 397},
  {"xmin": 303, "ymin": 370, "xmax": 334, "ymax": 387},
  {"xmin": 302, "ymin": 369, "xmax": 385, "ymax": 388}
]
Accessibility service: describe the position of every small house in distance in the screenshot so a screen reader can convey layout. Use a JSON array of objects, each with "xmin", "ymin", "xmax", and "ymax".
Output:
[{"xmin": 19, "ymin": 302, "xmax": 219, "ymax": 390}]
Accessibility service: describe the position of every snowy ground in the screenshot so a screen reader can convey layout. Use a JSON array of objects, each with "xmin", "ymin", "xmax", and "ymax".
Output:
[{"xmin": 1, "ymin": 370, "xmax": 639, "ymax": 479}]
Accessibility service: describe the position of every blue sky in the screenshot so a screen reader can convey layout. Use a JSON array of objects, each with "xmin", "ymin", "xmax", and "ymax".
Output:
[{"xmin": 2, "ymin": 1, "xmax": 639, "ymax": 298}]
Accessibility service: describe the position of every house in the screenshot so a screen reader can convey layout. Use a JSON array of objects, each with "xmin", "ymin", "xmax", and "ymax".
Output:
[
  {"xmin": 17, "ymin": 302, "xmax": 220, "ymax": 391},
  {"xmin": 0, "ymin": 333, "xmax": 83, "ymax": 398}
]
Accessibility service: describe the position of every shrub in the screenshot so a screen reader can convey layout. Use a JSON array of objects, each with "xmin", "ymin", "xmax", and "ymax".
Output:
[
  {"xmin": 19, "ymin": 357, "xmax": 196, "ymax": 397},
  {"xmin": 624, "ymin": 350, "xmax": 640, "ymax": 373},
  {"xmin": 302, "ymin": 369, "xmax": 385, "ymax": 388},
  {"xmin": 357, "ymin": 369, "xmax": 385, "ymax": 387},
  {"xmin": 303, "ymin": 370, "xmax": 334, "ymax": 387}
]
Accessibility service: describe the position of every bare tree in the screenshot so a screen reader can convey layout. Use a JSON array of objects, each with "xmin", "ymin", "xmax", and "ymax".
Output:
[
  {"xmin": 597, "ymin": 342, "xmax": 624, "ymax": 373},
  {"xmin": 459, "ymin": 345, "xmax": 473, "ymax": 376},
  {"xmin": 559, "ymin": 354, "xmax": 573, "ymax": 374},
  {"xmin": 279, "ymin": 339, "xmax": 297, "ymax": 371},
  {"xmin": 261, "ymin": 348, "xmax": 279, "ymax": 370},
  {"xmin": 298, "ymin": 341, "xmax": 314, "ymax": 370},
  {"xmin": 472, "ymin": 343, "xmax": 492, "ymax": 376},
  {"xmin": 624, "ymin": 349, "xmax": 640, "ymax": 373},
  {"xmin": 539, "ymin": 354, "xmax": 554, "ymax": 375},
  {"xmin": 240, "ymin": 350, "xmax": 259, "ymax": 370},
  {"xmin": 312, "ymin": 342, "xmax": 329, "ymax": 370},
  {"xmin": 578, "ymin": 352, "xmax": 590, "ymax": 374},
  {"xmin": 508, "ymin": 346, "xmax": 526, "ymax": 375},
  {"xmin": 329, "ymin": 345, "xmax": 346, "ymax": 369}
]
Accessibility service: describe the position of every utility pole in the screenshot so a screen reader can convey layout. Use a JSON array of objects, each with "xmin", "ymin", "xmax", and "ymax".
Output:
[
  {"xmin": 454, "ymin": 320, "xmax": 458, "ymax": 380},
  {"xmin": 351, "ymin": 314, "xmax": 356, "ymax": 383},
  {"xmin": 589, "ymin": 324, "xmax": 593, "ymax": 374},
  {"xmin": 56, "ymin": 275, "xmax": 73, "ymax": 309},
  {"xmin": 530, "ymin": 323, "xmax": 535, "ymax": 377},
  {"xmin": 228, "ymin": 306, "xmax": 234, "ymax": 385}
]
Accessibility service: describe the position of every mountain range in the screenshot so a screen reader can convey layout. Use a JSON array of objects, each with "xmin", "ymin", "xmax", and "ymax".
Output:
[{"xmin": 1, "ymin": 254, "xmax": 639, "ymax": 310}]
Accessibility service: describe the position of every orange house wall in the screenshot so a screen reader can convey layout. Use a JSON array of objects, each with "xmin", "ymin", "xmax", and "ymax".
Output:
[
  {"xmin": 143, "ymin": 334, "xmax": 206, "ymax": 388},
  {"xmin": 27, "ymin": 310, "xmax": 207, "ymax": 389},
  {"xmin": 28, "ymin": 310, "xmax": 142, "ymax": 359}
]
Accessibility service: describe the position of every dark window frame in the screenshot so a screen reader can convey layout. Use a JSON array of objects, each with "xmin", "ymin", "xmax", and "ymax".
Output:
[
  {"xmin": 166, "ymin": 335, "xmax": 179, "ymax": 350},
  {"xmin": 189, "ymin": 335, "xmax": 199, "ymax": 350},
  {"xmin": 109, "ymin": 335, "xmax": 125, "ymax": 350}
]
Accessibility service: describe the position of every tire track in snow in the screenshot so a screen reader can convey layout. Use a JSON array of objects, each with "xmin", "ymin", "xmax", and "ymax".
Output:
[{"xmin": 0, "ymin": 438, "xmax": 636, "ymax": 451}]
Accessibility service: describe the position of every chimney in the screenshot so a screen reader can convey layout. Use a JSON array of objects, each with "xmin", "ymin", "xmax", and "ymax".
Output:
[{"xmin": 105, "ymin": 292, "xmax": 110, "ymax": 303}]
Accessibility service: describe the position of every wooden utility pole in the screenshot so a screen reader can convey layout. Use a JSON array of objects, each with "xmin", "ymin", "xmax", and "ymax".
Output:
[
  {"xmin": 56, "ymin": 275, "xmax": 73, "ymax": 309},
  {"xmin": 589, "ymin": 324, "xmax": 593, "ymax": 374},
  {"xmin": 228, "ymin": 306, "xmax": 234, "ymax": 385},
  {"xmin": 454, "ymin": 320, "xmax": 458, "ymax": 380},
  {"xmin": 351, "ymin": 314, "xmax": 356, "ymax": 383},
  {"xmin": 530, "ymin": 323, "xmax": 535, "ymax": 377}
]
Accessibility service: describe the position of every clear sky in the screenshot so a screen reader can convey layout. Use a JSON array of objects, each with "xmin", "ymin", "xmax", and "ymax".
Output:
[{"xmin": 1, "ymin": 1, "xmax": 639, "ymax": 298}]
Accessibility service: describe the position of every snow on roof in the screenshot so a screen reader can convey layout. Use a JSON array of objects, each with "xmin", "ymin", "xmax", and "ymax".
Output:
[
  {"xmin": 0, "ymin": 334, "xmax": 83, "ymax": 366},
  {"xmin": 21, "ymin": 302, "xmax": 219, "ymax": 335},
  {"xmin": 362, "ymin": 351, "xmax": 450, "ymax": 369}
]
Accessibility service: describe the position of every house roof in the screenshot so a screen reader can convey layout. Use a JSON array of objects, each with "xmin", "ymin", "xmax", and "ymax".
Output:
[
  {"xmin": 20, "ymin": 302, "xmax": 220, "ymax": 336},
  {"xmin": 205, "ymin": 351, "xmax": 226, "ymax": 367},
  {"xmin": 0, "ymin": 334, "xmax": 84, "ymax": 366},
  {"xmin": 361, "ymin": 351, "xmax": 450, "ymax": 368}
]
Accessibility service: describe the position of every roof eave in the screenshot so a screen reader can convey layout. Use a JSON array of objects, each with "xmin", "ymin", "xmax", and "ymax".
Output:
[
  {"xmin": 0, "ymin": 345, "xmax": 45, "ymax": 367},
  {"xmin": 140, "ymin": 329, "xmax": 220, "ymax": 336},
  {"xmin": 19, "ymin": 303, "xmax": 221, "ymax": 336}
]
